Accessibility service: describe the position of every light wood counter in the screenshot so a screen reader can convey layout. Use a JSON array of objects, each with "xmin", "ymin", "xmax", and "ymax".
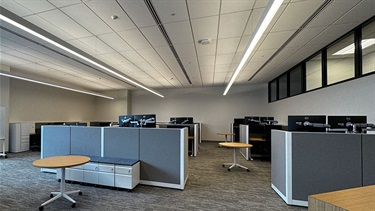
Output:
[{"xmin": 308, "ymin": 185, "xmax": 375, "ymax": 211}]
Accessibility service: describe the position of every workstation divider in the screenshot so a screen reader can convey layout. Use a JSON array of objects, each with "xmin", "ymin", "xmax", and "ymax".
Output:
[
  {"xmin": 41, "ymin": 126, "xmax": 188, "ymax": 190},
  {"xmin": 271, "ymin": 130, "xmax": 375, "ymax": 207}
]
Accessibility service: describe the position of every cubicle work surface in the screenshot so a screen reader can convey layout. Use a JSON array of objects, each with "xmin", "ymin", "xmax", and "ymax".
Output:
[
  {"xmin": 271, "ymin": 130, "xmax": 375, "ymax": 207},
  {"xmin": 42, "ymin": 126, "xmax": 188, "ymax": 190}
]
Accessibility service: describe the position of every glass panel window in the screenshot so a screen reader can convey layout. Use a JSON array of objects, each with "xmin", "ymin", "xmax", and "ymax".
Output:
[
  {"xmin": 327, "ymin": 34, "xmax": 355, "ymax": 85},
  {"xmin": 306, "ymin": 54, "xmax": 322, "ymax": 91},
  {"xmin": 362, "ymin": 20, "xmax": 375, "ymax": 75},
  {"xmin": 289, "ymin": 65, "xmax": 302, "ymax": 96},
  {"xmin": 270, "ymin": 80, "xmax": 277, "ymax": 102},
  {"xmin": 278, "ymin": 74, "xmax": 287, "ymax": 99}
]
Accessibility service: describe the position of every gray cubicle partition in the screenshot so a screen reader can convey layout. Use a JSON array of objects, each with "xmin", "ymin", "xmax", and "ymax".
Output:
[
  {"xmin": 239, "ymin": 124, "xmax": 250, "ymax": 160},
  {"xmin": 70, "ymin": 126, "xmax": 101, "ymax": 156},
  {"xmin": 41, "ymin": 126, "xmax": 71, "ymax": 158},
  {"xmin": 362, "ymin": 134, "xmax": 375, "ymax": 186},
  {"xmin": 272, "ymin": 130, "xmax": 373, "ymax": 207},
  {"xmin": 271, "ymin": 130, "xmax": 288, "ymax": 198},
  {"xmin": 102, "ymin": 127, "xmax": 139, "ymax": 160},
  {"xmin": 41, "ymin": 126, "xmax": 71, "ymax": 173},
  {"xmin": 139, "ymin": 128, "xmax": 188, "ymax": 190},
  {"xmin": 291, "ymin": 133, "xmax": 362, "ymax": 201}
]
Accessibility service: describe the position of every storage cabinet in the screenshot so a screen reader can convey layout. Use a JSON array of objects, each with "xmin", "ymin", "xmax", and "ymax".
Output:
[
  {"xmin": 115, "ymin": 162, "xmax": 140, "ymax": 189},
  {"xmin": 10, "ymin": 123, "xmax": 32, "ymax": 152},
  {"xmin": 59, "ymin": 158, "xmax": 139, "ymax": 191}
]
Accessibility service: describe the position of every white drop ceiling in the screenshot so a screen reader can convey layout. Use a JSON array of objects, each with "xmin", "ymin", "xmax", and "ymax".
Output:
[{"xmin": 0, "ymin": 0, "xmax": 374, "ymax": 95}]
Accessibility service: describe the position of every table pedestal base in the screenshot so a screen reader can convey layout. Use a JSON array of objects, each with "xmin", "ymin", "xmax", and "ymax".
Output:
[
  {"xmin": 39, "ymin": 168, "xmax": 82, "ymax": 210},
  {"xmin": 222, "ymin": 148, "xmax": 250, "ymax": 172}
]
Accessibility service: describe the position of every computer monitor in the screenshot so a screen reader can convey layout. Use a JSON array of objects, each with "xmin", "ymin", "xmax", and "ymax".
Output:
[
  {"xmin": 170, "ymin": 117, "xmax": 193, "ymax": 124},
  {"xmin": 288, "ymin": 115, "xmax": 327, "ymax": 132},
  {"xmin": 245, "ymin": 116, "xmax": 260, "ymax": 124},
  {"xmin": 134, "ymin": 114, "xmax": 156, "ymax": 128},
  {"xmin": 119, "ymin": 115, "xmax": 134, "ymax": 127},
  {"xmin": 328, "ymin": 116, "xmax": 367, "ymax": 132}
]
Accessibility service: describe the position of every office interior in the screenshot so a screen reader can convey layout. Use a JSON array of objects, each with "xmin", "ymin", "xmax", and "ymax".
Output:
[{"xmin": 0, "ymin": 0, "xmax": 375, "ymax": 210}]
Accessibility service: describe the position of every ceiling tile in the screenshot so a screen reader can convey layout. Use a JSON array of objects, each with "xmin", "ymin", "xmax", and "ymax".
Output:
[
  {"xmin": 118, "ymin": 29, "xmax": 152, "ymax": 50},
  {"xmin": 196, "ymin": 43, "xmax": 217, "ymax": 56},
  {"xmin": 119, "ymin": 50, "xmax": 146, "ymax": 63},
  {"xmin": 37, "ymin": 9, "xmax": 92, "ymax": 39},
  {"xmin": 117, "ymin": 0, "xmax": 156, "ymax": 28},
  {"xmin": 218, "ymin": 10, "xmax": 250, "ymax": 39},
  {"xmin": 14, "ymin": 0, "xmax": 55, "ymax": 13},
  {"xmin": 0, "ymin": 0, "xmax": 33, "ymax": 16},
  {"xmin": 78, "ymin": 36, "xmax": 115, "ymax": 54},
  {"xmin": 48, "ymin": 0, "xmax": 81, "ymax": 8},
  {"xmin": 217, "ymin": 37, "xmax": 241, "ymax": 54},
  {"xmin": 61, "ymin": 3, "xmax": 113, "ymax": 35},
  {"xmin": 215, "ymin": 54, "xmax": 234, "ymax": 65},
  {"xmin": 139, "ymin": 26, "xmax": 168, "ymax": 47},
  {"xmin": 258, "ymin": 30, "xmax": 295, "ymax": 51},
  {"xmin": 152, "ymin": 0, "xmax": 188, "ymax": 24},
  {"xmin": 221, "ymin": 0, "xmax": 255, "ymax": 14},
  {"xmin": 191, "ymin": 16, "xmax": 219, "ymax": 42},
  {"xmin": 98, "ymin": 33, "xmax": 133, "ymax": 52},
  {"xmin": 271, "ymin": 0, "xmax": 325, "ymax": 32},
  {"xmin": 137, "ymin": 48, "xmax": 161, "ymax": 62},
  {"xmin": 164, "ymin": 20, "xmax": 194, "ymax": 44},
  {"xmin": 174, "ymin": 43, "xmax": 196, "ymax": 59},
  {"xmin": 84, "ymin": 0, "xmax": 136, "ymax": 31},
  {"xmin": 187, "ymin": 0, "xmax": 220, "ymax": 19}
]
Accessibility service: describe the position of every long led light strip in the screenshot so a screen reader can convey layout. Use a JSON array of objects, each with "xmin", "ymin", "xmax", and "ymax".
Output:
[
  {"xmin": 0, "ymin": 13, "xmax": 164, "ymax": 98},
  {"xmin": 0, "ymin": 71, "xmax": 114, "ymax": 100},
  {"xmin": 223, "ymin": 0, "xmax": 283, "ymax": 96}
]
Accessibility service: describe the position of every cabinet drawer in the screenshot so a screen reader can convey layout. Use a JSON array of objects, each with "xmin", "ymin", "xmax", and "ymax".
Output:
[
  {"xmin": 84, "ymin": 171, "xmax": 99, "ymax": 184},
  {"xmin": 115, "ymin": 165, "xmax": 132, "ymax": 175},
  {"xmin": 83, "ymin": 162, "xmax": 98, "ymax": 171},
  {"xmin": 98, "ymin": 172, "xmax": 114, "ymax": 186},
  {"xmin": 68, "ymin": 168, "xmax": 83, "ymax": 182},
  {"xmin": 115, "ymin": 174, "xmax": 132, "ymax": 189},
  {"xmin": 20, "ymin": 142, "xmax": 29, "ymax": 151},
  {"xmin": 98, "ymin": 164, "xmax": 114, "ymax": 173}
]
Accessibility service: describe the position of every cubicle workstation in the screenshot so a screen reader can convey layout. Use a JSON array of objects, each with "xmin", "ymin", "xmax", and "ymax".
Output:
[
  {"xmin": 237, "ymin": 116, "xmax": 283, "ymax": 160},
  {"xmin": 271, "ymin": 130, "xmax": 375, "ymax": 207},
  {"xmin": 157, "ymin": 116, "xmax": 201, "ymax": 157},
  {"xmin": 41, "ymin": 125, "xmax": 188, "ymax": 190}
]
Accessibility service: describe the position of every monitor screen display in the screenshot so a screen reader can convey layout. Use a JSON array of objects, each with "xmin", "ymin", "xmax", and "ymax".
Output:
[
  {"xmin": 119, "ymin": 115, "xmax": 134, "ymax": 127},
  {"xmin": 134, "ymin": 114, "xmax": 156, "ymax": 128},
  {"xmin": 288, "ymin": 115, "xmax": 327, "ymax": 132},
  {"xmin": 170, "ymin": 117, "xmax": 193, "ymax": 124},
  {"xmin": 245, "ymin": 116, "xmax": 260, "ymax": 124},
  {"xmin": 328, "ymin": 116, "xmax": 367, "ymax": 129}
]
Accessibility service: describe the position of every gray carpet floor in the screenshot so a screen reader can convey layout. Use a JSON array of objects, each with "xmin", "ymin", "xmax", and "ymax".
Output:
[{"xmin": 0, "ymin": 141, "xmax": 307, "ymax": 211}]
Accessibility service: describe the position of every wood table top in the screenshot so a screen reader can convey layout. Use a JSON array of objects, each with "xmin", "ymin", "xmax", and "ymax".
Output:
[
  {"xmin": 309, "ymin": 185, "xmax": 375, "ymax": 211},
  {"xmin": 32, "ymin": 155, "xmax": 90, "ymax": 169},
  {"xmin": 219, "ymin": 142, "xmax": 253, "ymax": 148},
  {"xmin": 249, "ymin": 137, "xmax": 266, "ymax": 141},
  {"xmin": 217, "ymin": 132, "xmax": 235, "ymax": 136}
]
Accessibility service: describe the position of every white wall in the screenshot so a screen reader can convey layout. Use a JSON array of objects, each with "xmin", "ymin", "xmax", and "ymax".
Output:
[
  {"xmin": 0, "ymin": 65, "xmax": 10, "ymax": 151},
  {"xmin": 9, "ymin": 79, "xmax": 128, "ymax": 123},
  {"xmin": 130, "ymin": 85, "xmax": 269, "ymax": 141},
  {"xmin": 131, "ymin": 74, "xmax": 375, "ymax": 141},
  {"xmin": 268, "ymin": 74, "xmax": 375, "ymax": 125}
]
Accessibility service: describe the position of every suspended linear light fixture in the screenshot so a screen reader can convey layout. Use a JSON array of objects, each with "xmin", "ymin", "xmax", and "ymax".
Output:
[
  {"xmin": 0, "ymin": 71, "xmax": 114, "ymax": 100},
  {"xmin": 223, "ymin": 0, "xmax": 283, "ymax": 96},
  {"xmin": 0, "ymin": 11, "xmax": 164, "ymax": 98}
]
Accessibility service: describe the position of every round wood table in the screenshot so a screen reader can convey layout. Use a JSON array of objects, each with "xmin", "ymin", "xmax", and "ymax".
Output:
[
  {"xmin": 219, "ymin": 142, "xmax": 253, "ymax": 171},
  {"xmin": 33, "ymin": 155, "xmax": 90, "ymax": 210}
]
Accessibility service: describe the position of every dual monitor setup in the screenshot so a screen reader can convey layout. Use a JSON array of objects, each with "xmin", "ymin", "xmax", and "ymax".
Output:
[
  {"xmin": 169, "ymin": 117, "xmax": 194, "ymax": 124},
  {"xmin": 119, "ymin": 114, "xmax": 156, "ymax": 128},
  {"xmin": 288, "ymin": 115, "xmax": 375, "ymax": 133},
  {"xmin": 240, "ymin": 116, "xmax": 278, "ymax": 125}
]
